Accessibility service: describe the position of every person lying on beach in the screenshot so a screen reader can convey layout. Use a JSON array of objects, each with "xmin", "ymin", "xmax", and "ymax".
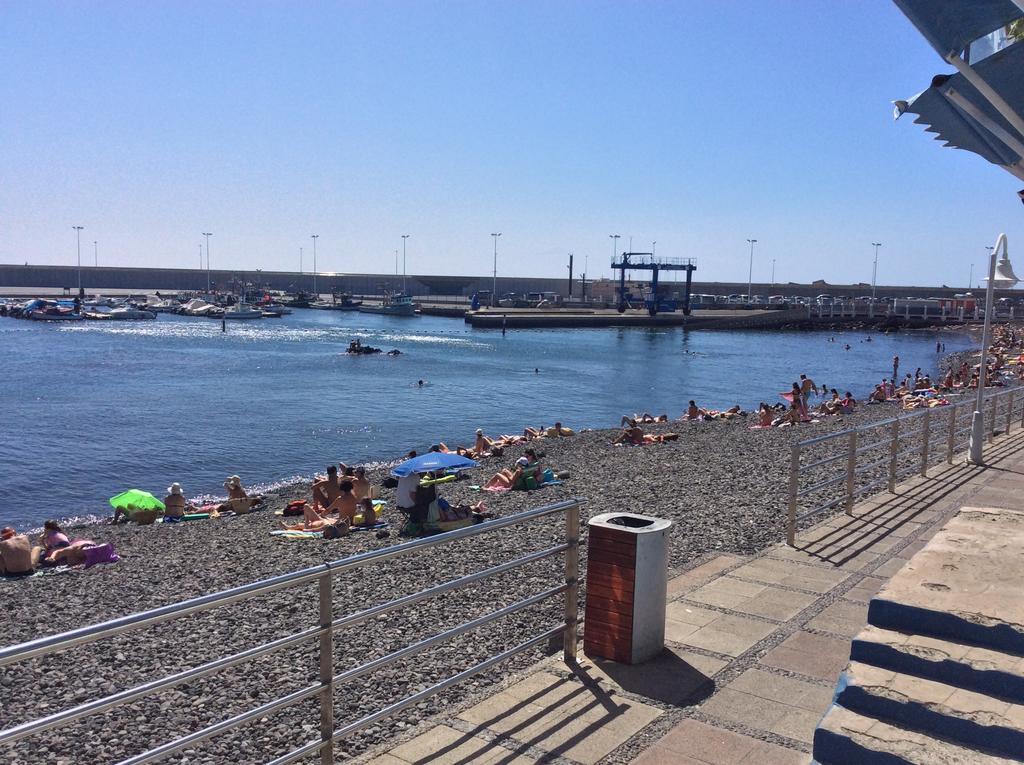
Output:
[
  {"xmin": 484, "ymin": 456, "xmax": 534, "ymax": 490},
  {"xmin": 682, "ymin": 401, "xmax": 707, "ymax": 421},
  {"xmin": 774, "ymin": 402, "xmax": 802, "ymax": 427},
  {"xmin": 0, "ymin": 527, "xmax": 41, "ymax": 576},
  {"xmin": 613, "ymin": 422, "xmax": 679, "ymax": 444},
  {"xmin": 716, "ymin": 405, "xmax": 745, "ymax": 419},
  {"xmin": 279, "ymin": 514, "xmax": 348, "ymax": 535},
  {"xmin": 894, "ymin": 381, "xmax": 910, "ymax": 397},
  {"xmin": 44, "ymin": 539, "xmax": 118, "ymax": 567},
  {"xmin": 622, "ymin": 413, "xmax": 668, "ymax": 425},
  {"xmin": 312, "ymin": 466, "xmax": 341, "ymax": 510},
  {"xmin": 757, "ymin": 403, "xmax": 773, "ymax": 427},
  {"xmin": 545, "ymin": 422, "xmax": 575, "ymax": 437}
]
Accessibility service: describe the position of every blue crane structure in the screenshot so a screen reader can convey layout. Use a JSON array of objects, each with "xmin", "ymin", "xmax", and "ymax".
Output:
[{"xmin": 610, "ymin": 252, "xmax": 697, "ymax": 316}]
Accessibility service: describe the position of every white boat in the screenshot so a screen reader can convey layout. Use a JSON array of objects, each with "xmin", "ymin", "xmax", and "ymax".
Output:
[
  {"xmin": 84, "ymin": 306, "xmax": 156, "ymax": 320},
  {"xmin": 223, "ymin": 303, "xmax": 263, "ymax": 320},
  {"xmin": 181, "ymin": 298, "xmax": 222, "ymax": 317},
  {"xmin": 260, "ymin": 302, "xmax": 292, "ymax": 316},
  {"xmin": 28, "ymin": 308, "xmax": 83, "ymax": 321},
  {"xmin": 357, "ymin": 293, "xmax": 416, "ymax": 316}
]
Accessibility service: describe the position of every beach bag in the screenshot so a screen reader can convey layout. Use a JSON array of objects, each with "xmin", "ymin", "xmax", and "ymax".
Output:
[{"xmin": 282, "ymin": 500, "xmax": 307, "ymax": 517}]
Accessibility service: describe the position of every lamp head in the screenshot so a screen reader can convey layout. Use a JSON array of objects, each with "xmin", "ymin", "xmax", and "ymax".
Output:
[{"xmin": 993, "ymin": 254, "xmax": 1019, "ymax": 288}]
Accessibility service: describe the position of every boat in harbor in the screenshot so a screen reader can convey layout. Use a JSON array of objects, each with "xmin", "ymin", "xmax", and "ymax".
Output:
[
  {"xmin": 23, "ymin": 299, "xmax": 84, "ymax": 321},
  {"xmin": 84, "ymin": 306, "xmax": 156, "ymax": 320},
  {"xmin": 223, "ymin": 302, "xmax": 264, "ymax": 320},
  {"xmin": 357, "ymin": 293, "xmax": 416, "ymax": 316}
]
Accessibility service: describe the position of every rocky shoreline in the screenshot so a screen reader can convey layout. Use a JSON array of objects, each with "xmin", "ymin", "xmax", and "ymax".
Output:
[{"xmin": 2, "ymin": 376, "xmax": 997, "ymax": 764}]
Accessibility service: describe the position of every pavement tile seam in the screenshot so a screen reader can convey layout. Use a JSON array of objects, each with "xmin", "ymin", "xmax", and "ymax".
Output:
[{"xmin": 688, "ymin": 710, "xmax": 812, "ymax": 755}]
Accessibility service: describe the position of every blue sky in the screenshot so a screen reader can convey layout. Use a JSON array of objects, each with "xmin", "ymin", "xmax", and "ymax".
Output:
[{"xmin": 2, "ymin": 1, "xmax": 1022, "ymax": 288}]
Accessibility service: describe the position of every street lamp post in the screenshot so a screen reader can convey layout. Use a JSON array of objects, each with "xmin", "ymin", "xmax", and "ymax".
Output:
[
  {"xmin": 73, "ymin": 226, "xmax": 84, "ymax": 292},
  {"xmin": 299, "ymin": 246, "xmax": 303, "ymax": 276},
  {"xmin": 871, "ymin": 242, "xmax": 882, "ymax": 299},
  {"xmin": 771, "ymin": 258, "xmax": 776, "ymax": 286},
  {"xmin": 746, "ymin": 239, "xmax": 757, "ymax": 303},
  {"xmin": 401, "ymin": 234, "xmax": 410, "ymax": 295},
  {"xmin": 969, "ymin": 233, "xmax": 1018, "ymax": 464},
  {"xmin": 202, "ymin": 232, "xmax": 212, "ymax": 293},
  {"xmin": 93, "ymin": 241, "xmax": 98, "ymax": 267},
  {"xmin": 311, "ymin": 234, "xmax": 319, "ymax": 296},
  {"xmin": 491, "ymin": 233, "xmax": 501, "ymax": 306},
  {"xmin": 199, "ymin": 245, "xmax": 203, "ymax": 271}
]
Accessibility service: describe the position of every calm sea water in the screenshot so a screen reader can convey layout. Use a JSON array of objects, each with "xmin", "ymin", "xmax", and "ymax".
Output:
[{"xmin": 0, "ymin": 310, "xmax": 970, "ymax": 528}]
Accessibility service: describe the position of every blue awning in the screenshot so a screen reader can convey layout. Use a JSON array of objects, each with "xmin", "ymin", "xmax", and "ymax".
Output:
[
  {"xmin": 893, "ymin": 0, "xmax": 1023, "ymax": 58},
  {"xmin": 896, "ymin": 37, "xmax": 1024, "ymax": 180}
]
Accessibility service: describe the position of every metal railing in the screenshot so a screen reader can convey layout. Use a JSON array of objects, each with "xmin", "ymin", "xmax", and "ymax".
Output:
[
  {"xmin": 786, "ymin": 387, "xmax": 1022, "ymax": 545},
  {"xmin": 0, "ymin": 498, "xmax": 584, "ymax": 764}
]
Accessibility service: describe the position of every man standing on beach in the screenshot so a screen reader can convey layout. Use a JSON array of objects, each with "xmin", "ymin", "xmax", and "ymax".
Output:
[
  {"xmin": 893, "ymin": 355, "xmax": 900, "ymax": 382},
  {"xmin": 799, "ymin": 374, "xmax": 818, "ymax": 412}
]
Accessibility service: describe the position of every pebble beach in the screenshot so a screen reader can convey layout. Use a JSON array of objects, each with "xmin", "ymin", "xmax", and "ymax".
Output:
[{"xmin": 0, "ymin": 357, "xmax": 991, "ymax": 764}]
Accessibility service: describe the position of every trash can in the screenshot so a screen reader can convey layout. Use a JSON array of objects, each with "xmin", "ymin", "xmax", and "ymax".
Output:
[{"xmin": 584, "ymin": 512, "xmax": 671, "ymax": 664}]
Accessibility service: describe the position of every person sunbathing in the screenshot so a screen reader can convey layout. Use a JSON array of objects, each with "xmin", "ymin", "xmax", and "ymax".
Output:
[
  {"xmin": 38, "ymin": 519, "xmax": 70, "ymax": 556},
  {"xmin": 312, "ymin": 466, "xmax": 342, "ymax": 510},
  {"xmin": 682, "ymin": 401, "xmax": 707, "ymax": 421},
  {"xmin": 775, "ymin": 402, "xmax": 802, "ymax": 427},
  {"xmin": 484, "ymin": 458, "xmax": 528, "ymax": 490},
  {"xmin": 627, "ymin": 412, "xmax": 668, "ymax": 424},
  {"xmin": 324, "ymin": 480, "xmax": 359, "ymax": 525},
  {"xmin": 522, "ymin": 426, "xmax": 544, "ymax": 439},
  {"xmin": 222, "ymin": 475, "xmax": 262, "ymax": 512},
  {"xmin": 0, "ymin": 527, "xmax": 40, "ymax": 576},
  {"xmin": 757, "ymin": 403, "xmax": 773, "ymax": 427},
  {"xmin": 868, "ymin": 385, "xmax": 886, "ymax": 403},
  {"xmin": 351, "ymin": 467, "xmax": 372, "ymax": 501},
  {"xmin": 163, "ymin": 483, "xmax": 195, "ymax": 519},
  {"xmin": 355, "ymin": 497, "xmax": 380, "ymax": 527},
  {"xmin": 45, "ymin": 539, "xmax": 117, "ymax": 566},
  {"xmin": 474, "ymin": 429, "xmax": 495, "ymax": 453},
  {"xmin": 545, "ymin": 422, "xmax": 575, "ymax": 437},
  {"xmin": 840, "ymin": 392, "xmax": 856, "ymax": 412},
  {"xmin": 718, "ymin": 405, "xmax": 744, "ymax": 419}
]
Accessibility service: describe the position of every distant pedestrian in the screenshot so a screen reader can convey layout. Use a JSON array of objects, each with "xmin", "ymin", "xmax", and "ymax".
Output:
[
  {"xmin": 892, "ymin": 355, "xmax": 900, "ymax": 381},
  {"xmin": 936, "ymin": 340, "xmax": 941, "ymax": 353}
]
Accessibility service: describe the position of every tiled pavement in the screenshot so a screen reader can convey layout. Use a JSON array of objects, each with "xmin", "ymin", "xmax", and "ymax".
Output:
[{"xmin": 362, "ymin": 430, "xmax": 1024, "ymax": 765}]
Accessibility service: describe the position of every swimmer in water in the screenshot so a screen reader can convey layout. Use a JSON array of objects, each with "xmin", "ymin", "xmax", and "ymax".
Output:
[
  {"xmin": 417, "ymin": 380, "xmax": 424, "ymax": 387},
  {"xmin": 534, "ymin": 368, "xmax": 539, "ymax": 374}
]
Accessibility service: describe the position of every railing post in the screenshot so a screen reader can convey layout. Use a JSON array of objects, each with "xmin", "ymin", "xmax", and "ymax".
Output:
[
  {"xmin": 563, "ymin": 502, "xmax": 580, "ymax": 662},
  {"xmin": 888, "ymin": 418, "xmax": 900, "ymax": 492},
  {"xmin": 845, "ymin": 430, "xmax": 857, "ymax": 515},
  {"xmin": 786, "ymin": 443, "xmax": 800, "ymax": 546},
  {"xmin": 920, "ymin": 408, "xmax": 931, "ymax": 477},
  {"xmin": 318, "ymin": 571, "xmax": 335, "ymax": 765},
  {"xmin": 1007, "ymin": 389, "xmax": 1015, "ymax": 435},
  {"xmin": 988, "ymin": 394, "xmax": 996, "ymax": 442},
  {"xmin": 947, "ymin": 405, "xmax": 957, "ymax": 464}
]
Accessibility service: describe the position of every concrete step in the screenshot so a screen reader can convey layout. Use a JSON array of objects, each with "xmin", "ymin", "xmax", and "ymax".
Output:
[
  {"xmin": 851, "ymin": 624, "xmax": 1024, "ymax": 705},
  {"xmin": 833, "ymin": 661, "xmax": 1024, "ymax": 760},
  {"xmin": 866, "ymin": 507, "xmax": 1024, "ymax": 655},
  {"xmin": 813, "ymin": 703, "xmax": 1020, "ymax": 765}
]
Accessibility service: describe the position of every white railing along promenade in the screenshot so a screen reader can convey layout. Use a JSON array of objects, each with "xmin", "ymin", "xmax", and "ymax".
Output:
[
  {"xmin": 0, "ymin": 498, "xmax": 584, "ymax": 765},
  {"xmin": 786, "ymin": 387, "xmax": 1022, "ymax": 545}
]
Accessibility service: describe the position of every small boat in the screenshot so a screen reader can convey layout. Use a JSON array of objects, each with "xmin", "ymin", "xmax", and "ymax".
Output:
[
  {"xmin": 29, "ymin": 308, "xmax": 84, "ymax": 321},
  {"xmin": 261, "ymin": 302, "xmax": 292, "ymax": 315},
  {"xmin": 357, "ymin": 293, "xmax": 416, "ymax": 316},
  {"xmin": 223, "ymin": 303, "xmax": 264, "ymax": 320},
  {"xmin": 85, "ymin": 306, "xmax": 156, "ymax": 320}
]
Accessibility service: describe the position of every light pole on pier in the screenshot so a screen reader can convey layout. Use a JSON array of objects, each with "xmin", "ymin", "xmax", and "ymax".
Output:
[
  {"xmin": 746, "ymin": 238, "xmax": 757, "ymax": 303},
  {"xmin": 199, "ymin": 245, "xmax": 203, "ymax": 271},
  {"xmin": 609, "ymin": 233, "xmax": 620, "ymax": 270},
  {"xmin": 491, "ymin": 233, "xmax": 501, "ymax": 306},
  {"xmin": 311, "ymin": 234, "xmax": 319, "ymax": 296},
  {"xmin": 93, "ymin": 241, "xmax": 98, "ymax": 267},
  {"xmin": 969, "ymin": 234, "xmax": 1018, "ymax": 465},
  {"xmin": 299, "ymin": 246, "xmax": 303, "ymax": 276},
  {"xmin": 202, "ymin": 232, "xmax": 212, "ymax": 293},
  {"xmin": 402, "ymin": 234, "xmax": 410, "ymax": 295},
  {"xmin": 73, "ymin": 226, "xmax": 84, "ymax": 292},
  {"xmin": 871, "ymin": 242, "xmax": 882, "ymax": 299},
  {"xmin": 771, "ymin": 258, "xmax": 776, "ymax": 286}
]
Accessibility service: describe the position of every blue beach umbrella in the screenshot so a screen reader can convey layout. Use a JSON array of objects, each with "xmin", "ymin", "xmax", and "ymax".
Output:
[{"xmin": 391, "ymin": 453, "xmax": 479, "ymax": 477}]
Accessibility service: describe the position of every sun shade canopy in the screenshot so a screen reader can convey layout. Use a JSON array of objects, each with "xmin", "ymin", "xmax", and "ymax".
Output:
[{"xmin": 893, "ymin": 0, "xmax": 1023, "ymax": 58}]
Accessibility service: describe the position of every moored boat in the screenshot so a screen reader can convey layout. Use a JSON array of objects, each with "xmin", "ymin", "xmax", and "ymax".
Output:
[
  {"xmin": 357, "ymin": 293, "xmax": 416, "ymax": 316},
  {"xmin": 223, "ymin": 303, "xmax": 264, "ymax": 320}
]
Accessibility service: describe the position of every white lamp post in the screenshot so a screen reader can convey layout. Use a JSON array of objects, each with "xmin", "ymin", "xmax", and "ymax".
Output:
[
  {"xmin": 202, "ymin": 232, "xmax": 212, "ymax": 293},
  {"xmin": 401, "ymin": 234, "xmax": 410, "ymax": 295},
  {"xmin": 746, "ymin": 238, "xmax": 757, "ymax": 303},
  {"xmin": 311, "ymin": 234, "xmax": 319, "ymax": 296},
  {"xmin": 73, "ymin": 226, "xmax": 84, "ymax": 291},
  {"xmin": 491, "ymin": 233, "xmax": 501, "ymax": 306},
  {"xmin": 93, "ymin": 240, "xmax": 98, "ymax": 267},
  {"xmin": 969, "ymin": 233, "xmax": 1018, "ymax": 464},
  {"xmin": 871, "ymin": 242, "xmax": 882, "ymax": 299}
]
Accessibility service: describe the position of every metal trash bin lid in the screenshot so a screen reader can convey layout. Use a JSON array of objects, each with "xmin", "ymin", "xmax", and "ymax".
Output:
[{"xmin": 588, "ymin": 512, "xmax": 671, "ymax": 535}]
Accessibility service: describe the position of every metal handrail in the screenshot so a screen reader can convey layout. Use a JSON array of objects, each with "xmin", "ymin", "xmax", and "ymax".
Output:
[
  {"xmin": 0, "ymin": 497, "xmax": 586, "ymax": 765},
  {"xmin": 785, "ymin": 386, "xmax": 1020, "ymax": 545}
]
